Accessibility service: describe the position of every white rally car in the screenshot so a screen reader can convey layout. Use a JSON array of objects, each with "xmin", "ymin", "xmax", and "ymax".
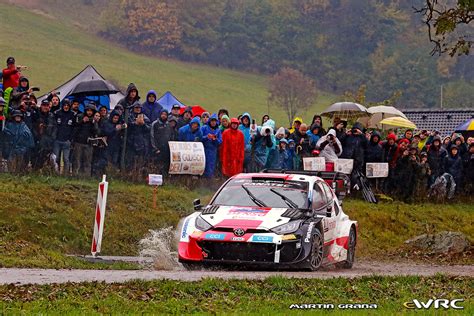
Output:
[{"xmin": 178, "ymin": 170, "xmax": 357, "ymax": 270}]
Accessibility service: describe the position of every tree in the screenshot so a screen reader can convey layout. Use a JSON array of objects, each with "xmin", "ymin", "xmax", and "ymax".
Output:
[
  {"xmin": 268, "ymin": 68, "xmax": 316, "ymax": 125},
  {"xmin": 415, "ymin": 0, "xmax": 473, "ymax": 56}
]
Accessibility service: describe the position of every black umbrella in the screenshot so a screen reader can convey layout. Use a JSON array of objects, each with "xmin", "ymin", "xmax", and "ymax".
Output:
[{"xmin": 69, "ymin": 79, "xmax": 119, "ymax": 96}]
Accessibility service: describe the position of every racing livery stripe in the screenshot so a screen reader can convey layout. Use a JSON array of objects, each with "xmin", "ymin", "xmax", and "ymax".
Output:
[
  {"xmin": 323, "ymin": 236, "xmax": 349, "ymax": 249},
  {"xmin": 215, "ymin": 219, "xmax": 263, "ymax": 229}
]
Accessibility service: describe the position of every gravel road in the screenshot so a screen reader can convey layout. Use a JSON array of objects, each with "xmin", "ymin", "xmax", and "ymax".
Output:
[{"xmin": 1, "ymin": 261, "xmax": 472, "ymax": 285}]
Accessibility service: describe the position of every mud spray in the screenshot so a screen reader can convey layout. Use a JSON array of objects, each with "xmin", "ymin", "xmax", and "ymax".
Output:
[{"xmin": 138, "ymin": 219, "xmax": 187, "ymax": 270}]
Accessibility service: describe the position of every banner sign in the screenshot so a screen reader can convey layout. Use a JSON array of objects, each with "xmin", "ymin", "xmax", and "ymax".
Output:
[
  {"xmin": 366, "ymin": 162, "xmax": 389, "ymax": 178},
  {"xmin": 303, "ymin": 157, "xmax": 326, "ymax": 171},
  {"xmin": 334, "ymin": 159, "xmax": 354, "ymax": 174},
  {"xmin": 168, "ymin": 141, "xmax": 206, "ymax": 175}
]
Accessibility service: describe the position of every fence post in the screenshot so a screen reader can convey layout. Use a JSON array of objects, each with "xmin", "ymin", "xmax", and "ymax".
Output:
[{"xmin": 91, "ymin": 175, "xmax": 109, "ymax": 256}]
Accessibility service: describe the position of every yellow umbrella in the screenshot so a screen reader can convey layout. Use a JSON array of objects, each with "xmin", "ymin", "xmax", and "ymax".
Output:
[{"xmin": 379, "ymin": 117, "xmax": 417, "ymax": 129}]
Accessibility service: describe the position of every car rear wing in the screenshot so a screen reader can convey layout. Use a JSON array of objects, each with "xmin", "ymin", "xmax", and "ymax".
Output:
[{"xmin": 260, "ymin": 169, "xmax": 351, "ymax": 200}]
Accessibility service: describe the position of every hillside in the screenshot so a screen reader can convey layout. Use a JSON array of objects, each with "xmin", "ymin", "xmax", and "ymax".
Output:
[{"xmin": 0, "ymin": 3, "xmax": 336, "ymax": 125}]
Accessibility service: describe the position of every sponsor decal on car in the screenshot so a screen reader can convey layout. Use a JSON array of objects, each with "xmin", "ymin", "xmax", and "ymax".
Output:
[
  {"xmin": 228, "ymin": 208, "xmax": 270, "ymax": 217},
  {"xmin": 252, "ymin": 235, "xmax": 273, "ymax": 243},
  {"xmin": 181, "ymin": 218, "xmax": 190, "ymax": 239},
  {"xmin": 231, "ymin": 237, "xmax": 245, "ymax": 241},
  {"xmin": 304, "ymin": 222, "xmax": 315, "ymax": 243},
  {"xmin": 204, "ymin": 233, "xmax": 226, "ymax": 240},
  {"xmin": 282, "ymin": 234, "xmax": 297, "ymax": 240}
]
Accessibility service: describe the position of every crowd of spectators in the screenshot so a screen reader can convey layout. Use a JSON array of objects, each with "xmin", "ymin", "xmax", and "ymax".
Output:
[{"xmin": 1, "ymin": 57, "xmax": 472, "ymax": 201}]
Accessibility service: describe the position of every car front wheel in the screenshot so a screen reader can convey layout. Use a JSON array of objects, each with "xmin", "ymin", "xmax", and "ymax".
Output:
[{"xmin": 309, "ymin": 228, "xmax": 324, "ymax": 271}]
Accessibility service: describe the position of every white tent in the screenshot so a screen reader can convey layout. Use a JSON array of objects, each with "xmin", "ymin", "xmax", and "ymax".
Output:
[{"xmin": 38, "ymin": 65, "xmax": 124, "ymax": 108}]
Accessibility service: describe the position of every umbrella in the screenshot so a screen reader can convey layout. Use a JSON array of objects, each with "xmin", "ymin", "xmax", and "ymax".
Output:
[
  {"xmin": 179, "ymin": 105, "xmax": 208, "ymax": 117},
  {"xmin": 358, "ymin": 105, "xmax": 407, "ymax": 129},
  {"xmin": 69, "ymin": 79, "xmax": 119, "ymax": 96},
  {"xmin": 379, "ymin": 117, "xmax": 417, "ymax": 129},
  {"xmin": 454, "ymin": 118, "xmax": 474, "ymax": 132},
  {"xmin": 321, "ymin": 102, "xmax": 369, "ymax": 120}
]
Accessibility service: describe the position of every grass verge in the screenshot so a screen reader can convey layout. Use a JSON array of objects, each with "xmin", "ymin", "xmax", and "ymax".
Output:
[{"xmin": 0, "ymin": 275, "xmax": 472, "ymax": 314}]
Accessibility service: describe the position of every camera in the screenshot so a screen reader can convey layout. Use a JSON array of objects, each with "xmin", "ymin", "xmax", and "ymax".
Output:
[{"xmin": 88, "ymin": 137, "xmax": 107, "ymax": 147}]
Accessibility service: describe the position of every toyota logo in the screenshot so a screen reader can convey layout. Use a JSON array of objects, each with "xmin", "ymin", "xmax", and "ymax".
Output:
[{"xmin": 233, "ymin": 228, "xmax": 246, "ymax": 237}]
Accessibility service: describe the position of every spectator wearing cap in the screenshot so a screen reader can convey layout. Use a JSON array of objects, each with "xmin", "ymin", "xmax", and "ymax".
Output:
[
  {"xmin": 126, "ymin": 101, "xmax": 151, "ymax": 169},
  {"xmin": 3, "ymin": 110, "xmax": 34, "ymax": 171},
  {"xmin": 169, "ymin": 104, "xmax": 181, "ymax": 120},
  {"xmin": 444, "ymin": 145, "xmax": 463, "ymax": 191},
  {"xmin": 31, "ymin": 99, "xmax": 56, "ymax": 171},
  {"xmin": 2, "ymin": 57, "xmax": 25, "ymax": 90},
  {"xmin": 178, "ymin": 106, "xmax": 193, "ymax": 129},
  {"xmin": 53, "ymin": 99, "xmax": 75, "ymax": 175},
  {"xmin": 72, "ymin": 104, "xmax": 99, "ymax": 176},
  {"xmin": 141, "ymin": 90, "xmax": 162, "ymax": 123},
  {"xmin": 427, "ymin": 135, "xmax": 447, "ymax": 186}
]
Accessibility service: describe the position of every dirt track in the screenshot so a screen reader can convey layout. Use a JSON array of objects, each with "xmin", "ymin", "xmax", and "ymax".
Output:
[{"xmin": 1, "ymin": 261, "xmax": 472, "ymax": 285}]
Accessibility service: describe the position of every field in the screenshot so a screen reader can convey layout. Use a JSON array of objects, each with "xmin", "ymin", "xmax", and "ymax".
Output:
[
  {"xmin": 0, "ymin": 174, "xmax": 472, "ymax": 269},
  {"xmin": 0, "ymin": 3, "xmax": 337, "ymax": 125},
  {"xmin": 0, "ymin": 275, "xmax": 472, "ymax": 314}
]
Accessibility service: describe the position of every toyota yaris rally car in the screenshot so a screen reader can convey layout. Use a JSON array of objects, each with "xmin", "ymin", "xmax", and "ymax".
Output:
[{"xmin": 178, "ymin": 170, "xmax": 357, "ymax": 270}]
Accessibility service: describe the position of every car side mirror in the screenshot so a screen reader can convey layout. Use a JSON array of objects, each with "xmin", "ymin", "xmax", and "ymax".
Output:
[
  {"xmin": 326, "ymin": 205, "xmax": 332, "ymax": 217},
  {"xmin": 193, "ymin": 199, "xmax": 202, "ymax": 211}
]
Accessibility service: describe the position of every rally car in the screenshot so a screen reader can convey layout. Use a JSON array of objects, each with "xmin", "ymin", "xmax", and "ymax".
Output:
[{"xmin": 178, "ymin": 170, "xmax": 357, "ymax": 270}]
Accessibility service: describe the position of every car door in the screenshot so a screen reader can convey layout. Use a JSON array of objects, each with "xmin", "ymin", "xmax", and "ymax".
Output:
[{"xmin": 318, "ymin": 181, "xmax": 337, "ymax": 247}]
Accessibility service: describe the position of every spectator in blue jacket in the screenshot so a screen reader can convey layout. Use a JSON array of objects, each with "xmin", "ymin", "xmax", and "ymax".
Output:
[
  {"xmin": 239, "ymin": 112, "xmax": 253, "ymax": 170},
  {"xmin": 178, "ymin": 116, "xmax": 202, "ymax": 142},
  {"xmin": 141, "ymin": 90, "xmax": 162, "ymax": 123},
  {"xmin": 201, "ymin": 114, "xmax": 222, "ymax": 178},
  {"xmin": 4, "ymin": 110, "xmax": 34, "ymax": 171}
]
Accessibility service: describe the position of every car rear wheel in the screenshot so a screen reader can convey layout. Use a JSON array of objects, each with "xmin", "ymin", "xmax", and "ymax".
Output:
[
  {"xmin": 337, "ymin": 227, "xmax": 356, "ymax": 269},
  {"xmin": 309, "ymin": 228, "xmax": 324, "ymax": 271}
]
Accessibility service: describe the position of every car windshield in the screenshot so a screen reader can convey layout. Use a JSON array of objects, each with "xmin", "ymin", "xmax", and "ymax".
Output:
[{"xmin": 212, "ymin": 178, "xmax": 309, "ymax": 209}]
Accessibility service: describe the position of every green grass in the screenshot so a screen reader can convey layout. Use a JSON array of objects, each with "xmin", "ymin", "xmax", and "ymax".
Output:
[
  {"xmin": 0, "ymin": 3, "xmax": 337, "ymax": 126},
  {"xmin": 0, "ymin": 174, "xmax": 472, "ymax": 269},
  {"xmin": 0, "ymin": 275, "xmax": 472, "ymax": 314}
]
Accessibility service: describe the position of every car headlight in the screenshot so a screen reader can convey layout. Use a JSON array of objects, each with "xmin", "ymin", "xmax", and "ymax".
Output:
[
  {"xmin": 195, "ymin": 216, "xmax": 212, "ymax": 232},
  {"xmin": 271, "ymin": 220, "xmax": 303, "ymax": 235}
]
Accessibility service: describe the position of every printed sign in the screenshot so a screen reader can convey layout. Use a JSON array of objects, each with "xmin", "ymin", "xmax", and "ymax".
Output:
[
  {"xmin": 148, "ymin": 174, "xmax": 163, "ymax": 186},
  {"xmin": 334, "ymin": 159, "xmax": 354, "ymax": 174},
  {"xmin": 168, "ymin": 141, "xmax": 206, "ymax": 175},
  {"xmin": 303, "ymin": 157, "xmax": 326, "ymax": 171},
  {"xmin": 366, "ymin": 163, "xmax": 389, "ymax": 178}
]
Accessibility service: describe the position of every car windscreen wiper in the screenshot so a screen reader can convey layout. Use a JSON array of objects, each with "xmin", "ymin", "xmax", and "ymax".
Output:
[
  {"xmin": 269, "ymin": 188, "xmax": 299, "ymax": 209},
  {"xmin": 241, "ymin": 185, "xmax": 267, "ymax": 207}
]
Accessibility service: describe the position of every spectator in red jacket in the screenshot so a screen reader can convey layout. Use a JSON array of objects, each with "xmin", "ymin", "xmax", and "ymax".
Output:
[
  {"xmin": 2, "ymin": 57, "xmax": 26, "ymax": 90},
  {"xmin": 221, "ymin": 118, "xmax": 244, "ymax": 177}
]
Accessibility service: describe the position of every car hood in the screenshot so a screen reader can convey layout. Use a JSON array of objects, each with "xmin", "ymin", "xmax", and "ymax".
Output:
[{"xmin": 201, "ymin": 206, "xmax": 292, "ymax": 230}]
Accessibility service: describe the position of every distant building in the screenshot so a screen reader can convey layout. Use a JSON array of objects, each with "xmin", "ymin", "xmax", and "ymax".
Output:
[{"xmin": 404, "ymin": 109, "xmax": 474, "ymax": 137}]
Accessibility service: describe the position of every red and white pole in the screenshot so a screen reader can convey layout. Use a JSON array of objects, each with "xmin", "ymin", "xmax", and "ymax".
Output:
[{"xmin": 91, "ymin": 175, "xmax": 108, "ymax": 256}]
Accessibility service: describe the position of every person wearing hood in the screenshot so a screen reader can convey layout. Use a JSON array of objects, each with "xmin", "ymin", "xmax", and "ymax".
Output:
[
  {"xmin": 126, "ymin": 102, "xmax": 151, "ymax": 168},
  {"xmin": 201, "ymin": 112, "xmax": 210, "ymax": 125},
  {"xmin": 10, "ymin": 76, "xmax": 32, "ymax": 109},
  {"xmin": 316, "ymin": 129, "xmax": 342, "ymax": 163},
  {"xmin": 382, "ymin": 133, "xmax": 398, "ymax": 168},
  {"xmin": 2, "ymin": 57, "xmax": 24, "ymax": 90},
  {"xmin": 3, "ymin": 110, "xmax": 34, "ymax": 171},
  {"xmin": 442, "ymin": 136, "xmax": 451, "ymax": 150},
  {"xmin": 462, "ymin": 143, "xmax": 474, "ymax": 194},
  {"xmin": 48, "ymin": 94, "xmax": 61, "ymax": 113},
  {"xmin": 167, "ymin": 116, "xmax": 179, "ymax": 141},
  {"xmin": 365, "ymin": 131, "xmax": 383, "ymax": 163},
  {"xmin": 178, "ymin": 106, "xmax": 193, "ymax": 129},
  {"xmin": 444, "ymin": 145, "xmax": 463, "ymax": 191},
  {"xmin": 451, "ymin": 134, "xmax": 467, "ymax": 157},
  {"xmin": 150, "ymin": 109, "xmax": 173, "ymax": 174},
  {"xmin": 329, "ymin": 117, "xmax": 347, "ymax": 141},
  {"xmin": 141, "ymin": 90, "xmax": 162, "ymax": 123},
  {"xmin": 31, "ymin": 99, "xmax": 56, "ymax": 171},
  {"xmin": 178, "ymin": 116, "xmax": 202, "ymax": 142},
  {"xmin": 311, "ymin": 115, "xmax": 327, "ymax": 136},
  {"xmin": 289, "ymin": 117, "xmax": 303, "ymax": 134},
  {"xmin": 118, "ymin": 83, "xmax": 140, "ymax": 110},
  {"xmin": 221, "ymin": 118, "xmax": 245, "ymax": 177},
  {"xmin": 274, "ymin": 127, "xmax": 286, "ymax": 145},
  {"xmin": 101, "ymin": 110, "xmax": 125, "ymax": 168},
  {"xmin": 238, "ymin": 112, "xmax": 253, "ymax": 170},
  {"xmin": 427, "ymin": 135, "xmax": 447, "ymax": 186},
  {"xmin": 394, "ymin": 144, "xmax": 421, "ymax": 202},
  {"xmin": 266, "ymin": 138, "xmax": 290, "ymax": 169},
  {"xmin": 53, "ymin": 99, "xmax": 75, "ymax": 175},
  {"xmin": 72, "ymin": 104, "xmax": 100, "ymax": 176},
  {"xmin": 251, "ymin": 119, "xmax": 276, "ymax": 172},
  {"xmin": 306, "ymin": 124, "xmax": 321, "ymax": 149},
  {"xmin": 219, "ymin": 114, "xmax": 230, "ymax": 132},
  {"xmin": 201, "ymin": 114, "xmax": 222, "ymax": 178},
  {"xmin": 339, "ymin": 122, "xmax": 368, "ymax": 173}
]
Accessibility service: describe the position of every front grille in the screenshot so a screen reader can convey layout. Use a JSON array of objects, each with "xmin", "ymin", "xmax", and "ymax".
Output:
[
  {"xmin": 279, "ymin": 241, "xmax": 302, "ymax": 262},
  {"xmin": 199, "ymin": 241, "xmax": 275, "ymax": 262},
  {"xmin": 212, "ymin": 227, "xmax": 268, "ymax": 234}
]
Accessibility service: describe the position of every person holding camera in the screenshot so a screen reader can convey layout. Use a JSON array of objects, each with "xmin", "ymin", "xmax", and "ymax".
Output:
[
  {"xmin": 316, "ymin": 129, "xmax": 342, "ymax": 163},
  {"xmin": 72, "ymin": 103, "xmax": 99, "ymax": 176},
  {"xmin": 2, "ymin": 57, "xmax": 27, "ymax": 90},
  {"xmin": 31, "ymin": 99, "xmax": 56, "ymax": 171},
  {"xmin": 126, "ymin": 102, "xmax": 151, "ymax": 169},
  {"xmin": 290, "ymin": 123, "xmax": 311, "ymax": 169},
  {"xmin": 10, "ymin": 76, "xmax": 34, "ymax": 109},
  {"xmin": 251, "ymin": 119, "xmax": 275, "ymax": 172},
  {"xmin": 53, "ymin": 99, "xmax": 75, "ymax": 175}
]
